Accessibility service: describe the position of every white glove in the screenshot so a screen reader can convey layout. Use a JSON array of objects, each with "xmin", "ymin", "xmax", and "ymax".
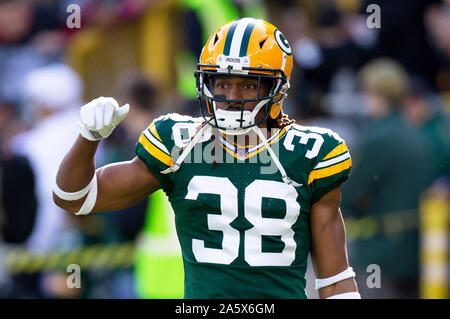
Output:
[{"xmin": 79, "ymin": 97, "xmax": 130, "ymax": 141}]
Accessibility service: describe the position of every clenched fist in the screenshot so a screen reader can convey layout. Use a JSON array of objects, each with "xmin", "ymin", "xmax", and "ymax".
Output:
[{"xmin": 79, "ymin": 97, "xmax": 129, "ymax": 141}]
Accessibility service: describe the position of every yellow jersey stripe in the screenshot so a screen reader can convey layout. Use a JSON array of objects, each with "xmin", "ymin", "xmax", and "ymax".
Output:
[
  {"xmin": 220, "ymin": 128, "xmax": 285, "ymax": 150},
  {"xmin": 315, "ymin": 151, "xmax": 350, "ymax": 169},
  {"xmin": 144, "ymin": 130, "xmax": 170, "ymax": 155},
  {"xmin": 138, "ymin": 134, "xmax": 174, "ymax": 167},
  {"xmin": 222, "ymin": 127, "xmax": 287, "ymax": 160},
  {"xmin": 308, "ymin": 158, "xmax": 352, "ymax": 184},
  {"xmin": 323, "ymin": 143, "xmax": 348, "ymax": 160},
  {"xmin": 149, "ymin": 122, "xmax": 162, "ymax": 142},
  {"xmin": 246, "ymin": 128, "xmax": 286, "ymax": 158}
]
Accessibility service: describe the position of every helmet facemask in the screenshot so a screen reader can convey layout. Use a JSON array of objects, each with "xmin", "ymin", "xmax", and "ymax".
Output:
[{"xmin": 195, "ymin": 65, "xmax": 288, "ymax": 135}]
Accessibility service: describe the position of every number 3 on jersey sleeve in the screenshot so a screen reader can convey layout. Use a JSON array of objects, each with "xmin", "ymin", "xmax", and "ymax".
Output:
[
  {"xmin": 186, "ymin": 176, "xmax": 300, "ymax": 266},
  {"xmin": 283, "ymin": 130, "xmax": 324, "ymax": 159}
]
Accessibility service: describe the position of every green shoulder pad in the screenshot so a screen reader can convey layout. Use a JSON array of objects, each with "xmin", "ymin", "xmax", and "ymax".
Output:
[{"xmin": 135, "ymin": 113, "xmax": 204, "ymax": 192}]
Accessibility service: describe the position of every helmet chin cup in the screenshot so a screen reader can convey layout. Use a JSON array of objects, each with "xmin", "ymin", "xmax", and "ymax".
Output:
[
  {"xmin": 214, "ymin": 109, "xmax": 253, "ymax": 130},
  {"xmin": 209, "ymin": 98, "xmax": 270, "ymax": 134}
]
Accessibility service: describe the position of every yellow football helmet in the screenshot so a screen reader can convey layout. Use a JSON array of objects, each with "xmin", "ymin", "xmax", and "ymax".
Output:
[{"xmin": 195, "ymin": 18, "xmax": 293, "ymax": 134}]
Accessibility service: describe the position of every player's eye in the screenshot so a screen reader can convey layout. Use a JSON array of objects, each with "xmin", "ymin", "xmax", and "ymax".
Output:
[
  {"xmin": 214, "ymin": 81, "xmax": 228, "ymax": 90},
  {"xmin": 243, "ymin": 83, "xmax": 257, "ymax": 90}
]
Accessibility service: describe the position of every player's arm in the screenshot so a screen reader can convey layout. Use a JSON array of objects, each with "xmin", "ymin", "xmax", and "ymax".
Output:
[
  {"xmin": 310, "ymin": 186, "xmax": 360, "ymax": 299},
  {"xmin": 54, "ymin": 140, "xmax": 160, "ymax": 213},
  {"xmin": 53, "ymin": 97, "xmax": 161, "ymax": 214}
]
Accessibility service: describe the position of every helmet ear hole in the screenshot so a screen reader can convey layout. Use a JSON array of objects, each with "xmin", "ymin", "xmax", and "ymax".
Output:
[{"xmin": 259, "ymin": 39, "xmax": 267, "ymax": 49}]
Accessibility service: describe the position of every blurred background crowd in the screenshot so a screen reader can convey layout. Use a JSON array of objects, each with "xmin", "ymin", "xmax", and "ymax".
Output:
[{"xmin": 0, "ymin": 0, "xmax": 449, "ymax": 299}]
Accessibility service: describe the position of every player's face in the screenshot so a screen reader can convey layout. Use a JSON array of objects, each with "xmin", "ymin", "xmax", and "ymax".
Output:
[{"xmin": 213, "ymin": 76, "xmax": 271, "ymax": 113}]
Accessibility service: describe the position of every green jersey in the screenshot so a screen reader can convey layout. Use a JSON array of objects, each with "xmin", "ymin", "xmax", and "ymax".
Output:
[{"xmin": 136, "ymin": 113, "xmax": 351, "ymax": 298}]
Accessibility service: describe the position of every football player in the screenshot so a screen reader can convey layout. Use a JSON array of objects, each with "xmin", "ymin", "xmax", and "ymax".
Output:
[{"xmin": 54, "ymin": 18, "xmax": 359, "ymax": 299}]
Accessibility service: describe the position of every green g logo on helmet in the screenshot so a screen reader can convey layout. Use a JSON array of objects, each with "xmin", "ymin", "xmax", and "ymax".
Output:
[{"xmin": 274, "ymin": 29, "xmax": 292, "ymax": 56}]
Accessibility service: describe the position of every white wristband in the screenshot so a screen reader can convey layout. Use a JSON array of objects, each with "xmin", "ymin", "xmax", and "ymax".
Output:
[
  {"xmin": 315, "ymin": 267, "xmax": 356, "ymax": 290},
  {"xmin": 327, "ymin": 292, "xmax": 361, "ymax": 299}
]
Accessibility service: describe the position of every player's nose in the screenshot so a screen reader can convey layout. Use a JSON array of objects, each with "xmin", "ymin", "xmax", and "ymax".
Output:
[{"xmin": 225, "ymin": 85, "xmax": 243, "ymax": 110}]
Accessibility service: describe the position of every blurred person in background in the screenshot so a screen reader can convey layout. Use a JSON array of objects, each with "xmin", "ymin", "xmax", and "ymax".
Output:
[
  {"xmin": 341, "ymin": 58, "xmax": 435, "ymax": 298},
  {"xmin": 10, "ymin": 63, "xmax": 86, "ymax": 298},
  {"xmin": 0, "ymin": 97, "xmax": 37, "ymax": 298},
  {"xmin": 13, "ymin": 63, "xmax": 84, "ymax": 253},
  {"xmin": 402, "ymin": 79, "xmax": 449, "ymax": 299},
  {"xmin": 402, "ymin": 76, "xmax": 450, "ymax": 180}
]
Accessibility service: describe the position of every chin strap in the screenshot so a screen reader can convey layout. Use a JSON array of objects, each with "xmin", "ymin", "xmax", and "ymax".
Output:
[{"xmin": 252, "ymin": 126, "xmax": 302, "ymax": 187}]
